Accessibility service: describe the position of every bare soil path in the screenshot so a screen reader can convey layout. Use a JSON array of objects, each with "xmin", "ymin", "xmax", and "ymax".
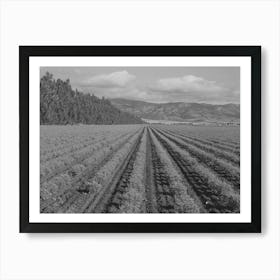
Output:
[{"xmin": 146, "ymin": 128, "xmax": 176, "ymax": 213}]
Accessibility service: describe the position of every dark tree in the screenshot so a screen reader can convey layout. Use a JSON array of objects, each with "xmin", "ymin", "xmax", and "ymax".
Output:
[{"xmin": 40, "ymin": 72, "xmax": 144, "ymax": 125}]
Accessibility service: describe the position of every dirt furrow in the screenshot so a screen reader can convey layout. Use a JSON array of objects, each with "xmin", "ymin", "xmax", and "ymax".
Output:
[
  {"xmin": 147, "ymin": 128, "xmax": 176, "ymax": 213},
  {"xmin": 145, "ymin": 129, "xmax": 157, "ymax": 213}
]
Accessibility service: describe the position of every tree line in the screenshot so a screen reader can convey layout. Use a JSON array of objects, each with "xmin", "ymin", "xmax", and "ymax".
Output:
[{"xmin": 40, "ymin": 72, "xmax": 144, "ymax": 125}]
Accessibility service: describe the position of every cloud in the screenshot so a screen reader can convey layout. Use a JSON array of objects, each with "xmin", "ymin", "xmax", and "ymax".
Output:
[
  {"xmin": 80, "ymin": 71, "xmax": 135, "ymax": 88},
  {"xmin": 81, "ymin": 86, "xmax": 149, "ymax": 101},
  {"xmin": 146, "ymin": 75, "xmax": 239, "ymax": 104},
  {"xmin": 76, "ymin": 73, "xmax": 239, "ymax": 105},
  {"xmin": 150, "ymin": 75, "xmax": 227, "ymax": 94}
]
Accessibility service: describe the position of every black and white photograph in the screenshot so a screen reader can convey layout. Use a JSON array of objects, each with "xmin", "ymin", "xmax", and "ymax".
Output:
[
  {"xmin": 19, "ymin": 46, "xmax": 261, "ymax": 233},
  {"xmin": 40, "ymin": 66, "xmax": 241, "ymax": 214}
]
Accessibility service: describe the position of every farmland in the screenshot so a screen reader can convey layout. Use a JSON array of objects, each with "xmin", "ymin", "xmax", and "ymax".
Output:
[{"xmin": 40, "ymin": 124, "xmax": 240, "ymax": 213}]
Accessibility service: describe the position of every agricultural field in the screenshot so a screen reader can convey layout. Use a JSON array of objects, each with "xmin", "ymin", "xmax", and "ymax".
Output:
[{"xmin": 40, "ymin": 124, "xmax": 240, "ymax": 213}]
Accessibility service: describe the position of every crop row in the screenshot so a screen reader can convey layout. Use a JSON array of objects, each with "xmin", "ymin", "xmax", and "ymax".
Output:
[
  {"xmin": 40, "ymin": 130, "xmax": 135, "ymax": 182},
  {"xmin": 157, "ymin": 125, "xmax": 240, "ymax": 150},
  {"xmin": 40, "ymin": 124, "xmax": 240, "ymax": 214},
  {"xmin": 162, "ymin": 127, "xmax": 240, "ymax": 155},
  {"xmin": 40, "ymin": 128, "xmax": 142, "ymax": 212},
  {"xmin": 81, "ymin": 128, "xmax": 145, "ymax": 213},
  {"xmin": 151, "ymin": 128, "xmax": 240, "ymax": 212},
  {"xmin": 113, "ymin": 128, "xmax": 148, "ymax": 213},
  {"xmin": 40, "ymin": 125, "xmax": 139, "ymax": 159},
  {"xmin": 41, "ymin": 130, "xmax": 131, "ymax": 163},
  {"xmin": 63, "ymin": 128, "xmax": 144, "ymax": 213},
  {"xmin": 154, "ymin": 128, "xmax": 240, "ymax": 189},
  {"xmin": 149, "ymin": 129, "xmax": 200, "ymax": 213},
  {"xmin": 160, "ymin": 128, "xmax": 240, "ymax": 166}
]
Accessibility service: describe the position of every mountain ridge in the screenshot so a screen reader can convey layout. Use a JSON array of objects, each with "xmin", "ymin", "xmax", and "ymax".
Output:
[{"xmin": 110, "ymin": 98, "xmax": 240, "ymax": 123}]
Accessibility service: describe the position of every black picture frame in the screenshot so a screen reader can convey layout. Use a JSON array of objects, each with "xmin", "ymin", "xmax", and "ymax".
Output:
[{"xmin": 20, "ymin": 46, "xmax": 261, "ymax": 233}]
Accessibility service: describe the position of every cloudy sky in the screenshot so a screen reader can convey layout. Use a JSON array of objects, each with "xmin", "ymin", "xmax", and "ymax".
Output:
[{"xmin": 40, "ymin": 67, "xmax": 240, "ymax": 104}]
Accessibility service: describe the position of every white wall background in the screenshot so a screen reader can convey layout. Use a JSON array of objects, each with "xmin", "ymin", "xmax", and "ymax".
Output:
[{"xmin": 0, "ymin": 0, "xmax": 279, "ymax": 279}]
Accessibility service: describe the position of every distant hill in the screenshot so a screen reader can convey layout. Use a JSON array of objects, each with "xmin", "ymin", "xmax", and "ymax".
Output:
[
  {"xmin": 40, "ymin": 73, "xmax": 144, "ymax": 125},
  {"xmin": 110, "ymin": 98, "xmax": 240, "ymax": 123}
]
